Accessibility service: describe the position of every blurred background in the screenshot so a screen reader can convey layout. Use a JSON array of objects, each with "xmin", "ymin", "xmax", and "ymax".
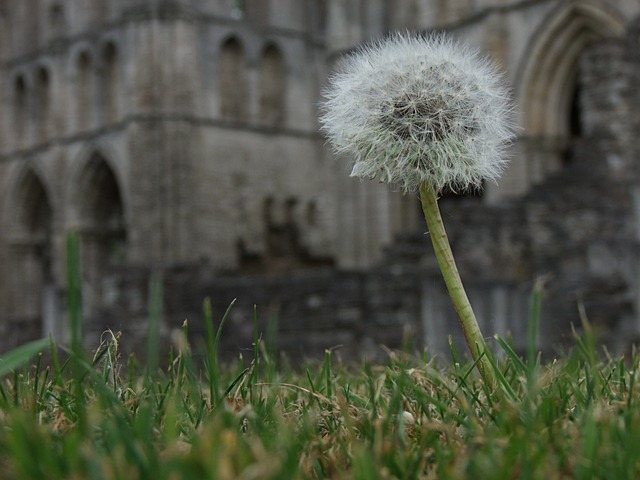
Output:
[{"xmin": 1, "ymin": 0, "xmax": 639, "ymax": 361}]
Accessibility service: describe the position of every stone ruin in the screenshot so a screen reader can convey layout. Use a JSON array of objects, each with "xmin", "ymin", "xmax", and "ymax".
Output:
[{"xmin": 1, "ymin": 1, "xmax": 640, "ymax": 361}]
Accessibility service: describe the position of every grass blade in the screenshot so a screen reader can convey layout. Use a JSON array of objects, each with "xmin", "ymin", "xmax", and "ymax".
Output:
[
  {"xmin": 203, "ymin": 297, "xmax": 217, "ymax": 407},
  {"xmin": 527, "ymin": 277, "xmax": 544, "ymax": 376},
  {"xmin": 205, "ymin": 298, "xmax": 236, "ymax": 409},
  {"xmin": 494, "ymin": 335, "xmax": 527, "ymax": 374},
  {"xmin": 0, "ymin": 338, "xmax": 50, "ymax": 377}
]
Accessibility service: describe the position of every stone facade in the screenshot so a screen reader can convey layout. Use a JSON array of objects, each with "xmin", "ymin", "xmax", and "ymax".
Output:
[{"xmin": 1, "ymin": 0, "xmax": 640, "ymax": 360}]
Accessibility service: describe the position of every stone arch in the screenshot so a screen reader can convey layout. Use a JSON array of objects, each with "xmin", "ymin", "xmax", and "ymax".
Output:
[
  {"xmin": 259, "ymin": 42, "xmax": 286, "ymax": 126},
  {"xmin": 518, "ymin": 2, "xmax": 625, "ymax": 137},
  {"xmin": 513, "ymin": 1, "xmax": 626, "ymax": 187},
  {"xmin": 99, "ymin": 40, "xmax": 119, "ymax": 124},
  {"xmin": 72, "ymin": 151, "xmax": 127, "ymax": 245},
  {"xmin": 5, "ymin": 166, "xmax": 56, "ymax": 344},
  {"xmin": 219, "ymin": 36, "xmax": 247, "ymax": 121},
  {"xmin": 75, "ymin": 49, "xmax": 93, "ymax": 131},
  {"xmin": 72, "ymin": 151, "xmax": 127, "ymax": 319},
  {"xmin": 9, "ymin": 166, "xmax": 53, "ymax": 241}
]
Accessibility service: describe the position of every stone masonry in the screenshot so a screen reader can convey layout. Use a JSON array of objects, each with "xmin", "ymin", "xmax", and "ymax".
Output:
[{"xmin": 2, "ymin": 0, "xmax": 640, "ymax": 361}]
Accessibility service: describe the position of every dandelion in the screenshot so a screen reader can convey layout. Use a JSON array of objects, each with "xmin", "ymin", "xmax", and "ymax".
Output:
[
  {"xmin": 320, "ymin": 33, "xmax": 515, "ymax": 384},
  {"xmin": 320, "ymin": 32, "xmax": 513, "ymax": 193}
]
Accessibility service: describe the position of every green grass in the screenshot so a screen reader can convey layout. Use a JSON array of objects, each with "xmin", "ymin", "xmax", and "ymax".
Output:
[
  {"xmin": 2, "ymin": 324, "xmax": 640, "ymax": 479},
  {"xmin": 0, "ymin": 236, "xmax": 639, "ymax": 478}
]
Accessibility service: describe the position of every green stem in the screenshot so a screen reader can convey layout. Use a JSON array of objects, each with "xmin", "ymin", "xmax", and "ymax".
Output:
[{"xmin": 419, "ymin": 182, "xmax": 495, "ymax": 385}]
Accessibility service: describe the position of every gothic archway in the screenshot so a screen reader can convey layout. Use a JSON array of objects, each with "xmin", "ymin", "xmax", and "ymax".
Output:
[
  {"xmin": 259, "ymin": 42, "xmax": 286, "ymax": 126},
  {"xmin": 219, "ymin": 36, "xmax": 247, "ymax": 121},
  {"xmin": 6, "ymin": 167, "xmax": 56, "ymax": 345},
  {"xmin": 515, "ymin": 1, "xmax": 625, "ymax": 185},
  {"xmin": 73, "ymin": 152, "xmax": 127, "ymax": 319}
]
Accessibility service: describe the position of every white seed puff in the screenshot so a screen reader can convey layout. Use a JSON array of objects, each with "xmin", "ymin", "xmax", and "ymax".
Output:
[{"xmin": 320, "ymin": 33, "xmax": 515, "ymax": 193}]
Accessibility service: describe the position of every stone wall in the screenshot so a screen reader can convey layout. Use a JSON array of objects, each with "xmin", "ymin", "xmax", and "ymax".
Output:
[
  {"xmin": 91, "ymin": 261, "xmax": 532, "ymax": 363},
  {"xmin": 2, "ymin": 1, "xmax": 640, "ymax": 360}
]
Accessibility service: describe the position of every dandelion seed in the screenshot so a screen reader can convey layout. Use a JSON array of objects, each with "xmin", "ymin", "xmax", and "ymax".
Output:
[{"xmin": 320, "ymin": 32, "xmax": 515, "ymax": 193}]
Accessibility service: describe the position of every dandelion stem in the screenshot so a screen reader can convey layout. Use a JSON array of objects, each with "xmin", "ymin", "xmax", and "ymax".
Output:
[{"xmin": 419, "ymin": 182, "xmax": 495, "ymax": 385}]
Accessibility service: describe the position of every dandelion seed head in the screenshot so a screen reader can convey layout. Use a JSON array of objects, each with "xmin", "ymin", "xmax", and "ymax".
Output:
[{"xmin": 320, "ymin": 32, "xmax": 516, "ymax": 193}]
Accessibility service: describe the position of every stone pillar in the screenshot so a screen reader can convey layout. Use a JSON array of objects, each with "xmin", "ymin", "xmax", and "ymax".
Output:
[{"xmin": 125, "ymin": 15, "xmax": 198, "ymax": 266}]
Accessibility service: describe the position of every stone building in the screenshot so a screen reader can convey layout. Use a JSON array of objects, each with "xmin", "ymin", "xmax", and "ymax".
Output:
[{"xmin": 1, "ymin": 0, "xmax": 639, "ymax": 359}]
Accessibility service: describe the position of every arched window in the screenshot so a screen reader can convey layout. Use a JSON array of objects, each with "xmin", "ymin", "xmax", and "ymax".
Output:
[
  {"xmin": 101, "ymin": 42, "xmax": 118, "ymax": 124},
  {"xmin": 14, "ymin": 75, "xmax": 28, "ymax": 148},
  {"xmin": 75, "ymin": 153, "xmax": 126, "ymax": 319},
  {"xmin": 9, "ymin": 169, "xmax": 55, "ymax": 345},
  {"xmin": 35, "ymin": 66, "xmax": 51, "ymax": 141},
  {"xmin": 15, "ymin": 170, "xmax": 52, "ymax": 250},
  {"xmin": 259, "ymin": 43, "xmax": 286, "ymax": 126},
  {"xmin": 219, "ymin": 36, "xmax": 247, "ymax": 121},
  {"xmin": 76, "ymin": 51, "xmax": 93, "ymax": 131}
]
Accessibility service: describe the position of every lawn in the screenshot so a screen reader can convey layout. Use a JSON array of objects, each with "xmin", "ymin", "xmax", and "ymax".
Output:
[
  {"xmin": 0, "ymin": 235, "xmax": 638, "ymax": 479},
  {"xmin": 1, "ymin": 301, "xmax": 639, "ymax": 479}
]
